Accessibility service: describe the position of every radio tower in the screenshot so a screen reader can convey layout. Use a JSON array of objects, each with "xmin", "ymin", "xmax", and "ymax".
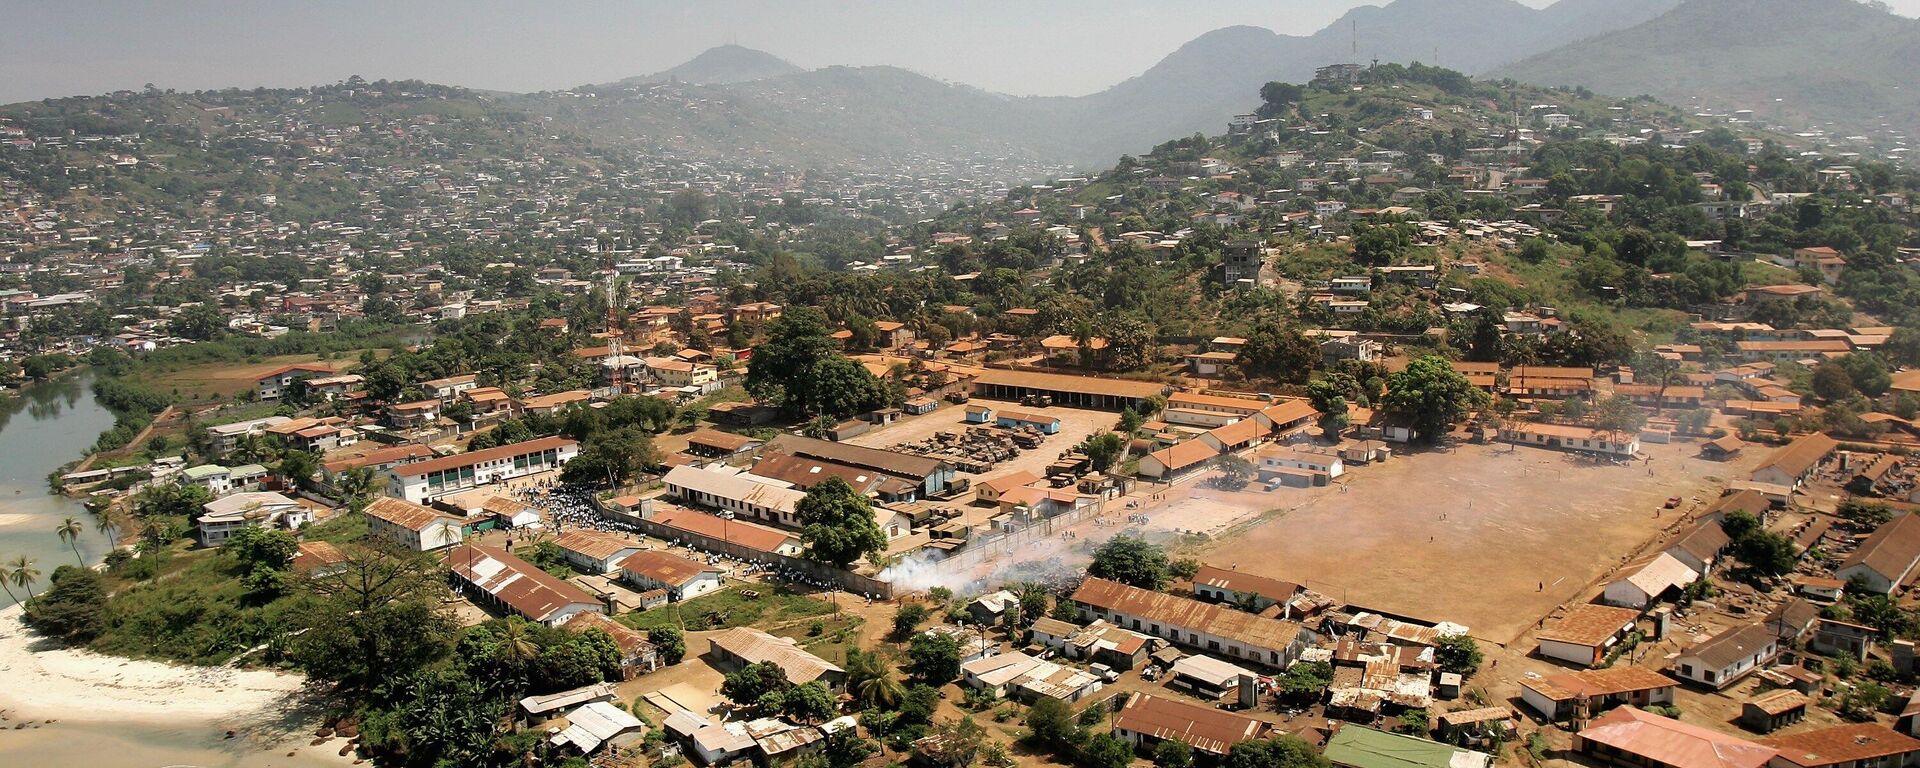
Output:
[{"xmin": 604, "ymin": 251, "xmax": 624, "ymax": 396}]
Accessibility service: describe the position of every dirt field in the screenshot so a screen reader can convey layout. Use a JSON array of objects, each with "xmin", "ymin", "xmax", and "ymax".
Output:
[
  {"xmin": 149, "ymin": 351, "xmax": 386, "ymax": 401},
  {"xmin": 843, "ymin": 399, "xmax": 1118, "ymax": 483},
  {"xmin": 1192, "ymin": 439, "xmax": 1765, "ymax": 645}
]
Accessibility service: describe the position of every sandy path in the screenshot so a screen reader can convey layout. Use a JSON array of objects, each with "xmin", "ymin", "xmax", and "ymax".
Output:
[{"xmin": 0, "ymin": 604, "xmax": 309, "ymax": 722}]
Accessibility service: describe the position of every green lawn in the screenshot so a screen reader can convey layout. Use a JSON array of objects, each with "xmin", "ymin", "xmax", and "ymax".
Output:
[
  {"xmin": 304, "ymin": 512, "xmax": 368, "ymax": 545},
  {"xmin": 617, "ymin": 583, "xmax": 837, "ymax": 633}
]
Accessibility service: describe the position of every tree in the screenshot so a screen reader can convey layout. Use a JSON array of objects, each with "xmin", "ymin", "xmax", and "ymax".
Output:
[
  {"xmin": 782, "ymin": 680, "xmax": 838, "ymax": 723},
  {"xmin": 1276, "ymin": 661, "xmax": 1334, "ymax": 702},
  {"xmin": 291, "ymin": 551, "xmax": 458, "ymax": 691},
  {"xmin": 6, "ymin": 556, "xmax": 40, "ymax": 598},
  {"xmin": 1225, "ymin": 735, "xmax": 1332, "ymax": 768},
  {"xmin": 1384, "ymin": 356, "xmax": 1487, "ymax": 442},
  {"xmin": 1590, "ymin": 395, "xmax": 1647, "ymax": 435},
  {"xmin": 277, "ymin": 449, "xmax": 320, "ymax": 489},
  {"xmin": 908, "ymin": 631, "xmax": 962, "ymax": 684},
  {"xmin": 805, "ymin": 728, "xmax": 879, "ymax": 768},
  {"xmin": 55, "ymin": 517, "xmax": 85, "ymax": 566},
  {"xmin": 1212, "ymin": 454, "xmax": 1255, "ymax": 490},
  {"xmin": 1155, "ymin": 740, "xmax": 1197, "ymax": 768},
  {"xmin": 1088, "ymin": 535, "xmax": 1170, "ymax": 590},
  {"xmin": 913, "ymin": 717, "xmax": 986, "ymax": 768},
  {"xmin": 747, "ymin": 307, "xmax": 887, "ymax": 419},
  {"xmin": 856, "ymin": 671, "xmax": 907, "ymax": 711},
  {"xmin": 1081, "ymin": 432, "xmax": 1128, "ymax": 472},
  {"xmin": 893, "ymin": 602, "xmax": 931, "ymax": 640},
  {"xmin": 1082, "ymin": 732, "xmax": 1136, "ymax": 768},
  {"xmin": 171, "ymin": 303, "xmax": 227, "ymax": 341},
  {"xmin": 723, "ymin": 661, "xmax": 794, "ymax": 707},
  {"xmin": 796, "ymin": 477, "xmax": 888, "ymax": 569},
  {"xmin": 1240, "ymin": 325, "xmax": 1320, "ymax": 384},
  {"xmin": 1435, "ymin": 634, "xmax": 1483, "ymax": 676},
  {"xmin": 649, "ymin": 626, "xmax": 686, "ymax": 665},
  {"xmin": 23, "ymin": 565, "xmax": 107, "ymax": 642},
  {"xmin": 1813, "ymin": 361, "xmax": 1858, "ymax": 401},
  {"xmin": 1024, "ymin": 696, "xmax": 1081, "ymax": 749}
]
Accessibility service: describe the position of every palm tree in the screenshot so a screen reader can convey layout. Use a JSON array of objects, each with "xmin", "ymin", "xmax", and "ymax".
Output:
[
  {"xmin": 0, "ymin": 561, "xmax": 19, "ymax": 605},
  {"xmin": 55, "ymin": 518, "xmax": 85, "ymax": 565},
  {"xmin": 497, "ymin": 619, "xmax": 541, "ymax": 664},
  {"xmin": 855, "ymin": 673, "xmax": 905, "ymax": 710},
  {"xmin": 7, "ymin": 557, "xmax": 40, "ymax": 599},
  {"xmin": 93, "ymin": 513, "xmax": 119, "ymax": 548}
]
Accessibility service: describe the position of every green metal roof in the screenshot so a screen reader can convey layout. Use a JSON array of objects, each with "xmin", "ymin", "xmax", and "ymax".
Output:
[{"xmin": 1322, "ymin": 726, "xmax": 1490, "ymax": 768}]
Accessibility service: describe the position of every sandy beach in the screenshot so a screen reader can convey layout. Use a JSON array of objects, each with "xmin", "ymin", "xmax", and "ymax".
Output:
[{"xmin": 0, "ymin": 604, "xmax": 355, "ymax": 766}]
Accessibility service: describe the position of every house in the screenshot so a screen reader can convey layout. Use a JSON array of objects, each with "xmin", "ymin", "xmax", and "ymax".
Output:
[
  {"xmin": 663, "ymin": 464, "xmax": 808, "ymax": 528},
  {"xmin": 559, "ymin": 612, "xmax": 661, "ymax": 678},
  {"xmin": 362, "ymin": 496, "xmax": 466, "ymax": 551},
  {"xmin": 646, "ymin": 507, "xmax": 805, "ymax": 558},
  {"xmin": 423, "ymin": 373, "xmax": 479, "ymax": 400},
  {"xmin": 1520, "ymin": 666, "xmax": 1678, "ymax": 721},
  {"xmin": 1762, "ymin": 724, "xmax": 1920, "ymax": 768},
  {"xmin": 1254, "ymin": 447, "xmax": 1343, "ymax": 483},
  {"xmin": 292, "ymin": 540, "xmax": 350, "ymax": 577},
  {"xmin": 1191, "ymin": 565, "xmax": 1302, "ymax": 613},
  {"xmin": 385, "ymin": 437, "xmax": 579, "ymax": 503},
  {"xmin": 679, "ymin": 428, "xmax": 760, "ymax": 458},
  {"xmin": 1666, "ymin": 519, "xmax": 1732, "ymax": 574},
  {"xmin": 1750, "ymin": 434, "xmax": 1839, "ymax": 489},
  {"xmin": 1741, "ymin": 689, "xmax": 1810, "ymax": 733},
  {"xmin": 1810, "ymin": 618, "xmax": 1877, "ymax": 661},
  {"xmin": 550, "ymin": 530, "xmax": 644, "ymax": 574},
  {"xmin": 1059, "ymin": 620, "xmax": 1154, "ymax": 669},
  {"xmin": 643, "ymin": 357, "xmax": 717, "ymax": 388},
  {"xmin": 205, "ymin": 416, "xmax": 291, "ymax": 455},
  {"xmin": 975, "ymin": 470, "xmax": 1041, "ymax": 504},
  {"xmin": 1200, "ymin": 419, "xmax": 1265, "ymax": 455},
  {"xmin": 1499, "ymin": 423, "xmax": 1641, "ymax": 458},
  {"xmin": 1536, "ymin": 604, "xmax": 1642, "ymax": 667},
  {"xmin": 1112, "ymin": 692, "xmax": 1268, "ymax": 757},
  {"xmin": 255, "ymin": 363, "xmax": 333, "ymax": 400},
  {"xmin": 446, "ymin": 544, "xmax": 606, "ymax": 627},
  {"xmin": 1673, "ymin": 622, "xmax": 1781, "ymax": 689},
  {"xmin": 959, "ymin": 651, "xmax": 1103, "ymax": 702},
  {"xmin": 1836, "ymin": 514, "xmax": 1920, "ymax": 594},
  {"xmin": 196, "ymin": 491, "xmax": 310, "ymax": 547},
  {"xmin": 1434, "ymin": 708, "xmax": 1518, "ymax": 749},
  {"xmin": 620, "ymin": 550, "xmax": 726, "ymax": 600},
  {"xmin": 322, "ymin": 444, "xmax": 433, "ymax": 483},
  {"xmin": 1071, "ymin": 577, "xmax": 1309, "ymax": 669},
  {"xmin": 384, "ymin": 399, "xmax": 441, "ymax": 429},
  {"xmin": 963, "ymin": 404, "xmax": 995, "ymax": 424},
  {"xmin": 773, "ymin": 436, "xmax": 956, "ymax": 496},
  {"xmin": 706, "ymin": 627, "xmax": 846, "ymax": 689},
  {"xmin": 519, "ymin": 389, "xmax": 593, "ymax": 416},
  {"xmin": 1138, "ymin": 440, "xmax": 1220, "ymax": 481},
  {"xmin": 747, "ymin": 452, "xmax": 921, "ymax": 505},
  {"xmin": 966, "ymin": 590, "xmax": 1021, "ymax": 625},
  {"xmin": 1576, "ymin": 707, "xmax": 1777, "ymax": 768},
  {"xmin": 995, "ymin": 410, "xmax": 1062, "ymax": 434},
  {"xmin": 1169, "ymin": 655, "xmax": 1257, "ymax": 701},
  {"xmin": 549, "ymin": 700, "xmax": 646, "ymax": 755},
  {"xmin": 1324, "ymin": 725, "xmax": 1493, "ymax": 768},
  {"xmin": 1603, "ymin": 552, "xmax": 1701, "ymax": 609}
]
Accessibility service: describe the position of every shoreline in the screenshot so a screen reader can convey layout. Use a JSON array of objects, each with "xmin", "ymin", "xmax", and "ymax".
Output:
[{"xmin": 0, "ymin": 603, "xmax": 309, "ymax": 722}]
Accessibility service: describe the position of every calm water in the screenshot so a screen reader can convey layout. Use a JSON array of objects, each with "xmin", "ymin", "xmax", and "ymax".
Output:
[
  {"xmin": 0, "ymin": 372, "xmax": 344, "ymax": 768},
  {"xmin": 0, "ymin": 370, "xmax": 116, "ymax": 607}
]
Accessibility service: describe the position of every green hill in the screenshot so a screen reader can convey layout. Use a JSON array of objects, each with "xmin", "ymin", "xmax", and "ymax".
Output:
[{"xmin": 1495, "ymin": 0, "xmax": 1920, "ymax": 138}]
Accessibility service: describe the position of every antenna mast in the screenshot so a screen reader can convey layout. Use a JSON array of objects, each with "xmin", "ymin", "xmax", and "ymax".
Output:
[{"xmin": 605, "ymin": 248, "xmax": 624, "ymax": 396}]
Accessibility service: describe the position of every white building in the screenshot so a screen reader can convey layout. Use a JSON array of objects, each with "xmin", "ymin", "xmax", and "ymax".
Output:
[
  {"xmin": 362, "ymin": 497, "xmax": 466, "ymax": 552},
  {"xmin": 196, "ymin": 491, "xmax": 310, "ymax": 547},
  {"xmin": 619, "ymin": 550, "xmax": 726, "ymax": 600},
  {"xmin": 1673, "ymin": 623, "xmax": 1780, "ymax": 689},
  {"xmin": 662, "ymin": 464, "xmax": 808, "ymax": 528},
  {"xmin": 385, "ymin": 437, "xmax": 578, "ymax": 503}
]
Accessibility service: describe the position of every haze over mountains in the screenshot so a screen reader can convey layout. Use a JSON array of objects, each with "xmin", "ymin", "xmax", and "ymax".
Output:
[{"xmin": 1496, "ymin": 0, "xmax": 1920, "ymax": 139}]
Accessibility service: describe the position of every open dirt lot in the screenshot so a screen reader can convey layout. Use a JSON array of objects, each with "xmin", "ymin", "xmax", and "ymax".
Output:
[
  {"xmin": 150, "ymin": 351, "xmax": 386, "ymax": 401},
  {"xmin": 1192, "ymin": 439, "xmax": 1764, "ymax": 645},
  {"xmin": 843, "ymin": 399, "xmax": 1116, "ymax": 483}
]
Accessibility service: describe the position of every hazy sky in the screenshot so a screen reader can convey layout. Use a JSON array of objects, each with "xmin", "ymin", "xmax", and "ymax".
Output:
[{"xmin": 4, "ymin": 0, "xmax": 1918, "ymax": 104}]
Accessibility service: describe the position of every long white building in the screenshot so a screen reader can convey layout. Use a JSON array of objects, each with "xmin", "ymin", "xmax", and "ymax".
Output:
[{"xmin": 385, "ymin": 436, "xmax": 578, "ymax": 503}]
